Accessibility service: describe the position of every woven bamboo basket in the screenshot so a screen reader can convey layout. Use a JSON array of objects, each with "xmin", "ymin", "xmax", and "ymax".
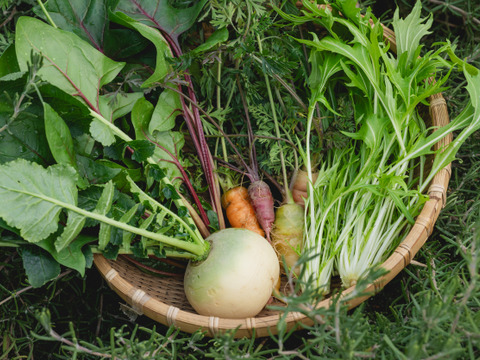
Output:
[{"xmin": 93, "ymin": 15, "xmax": 452, "ymax": 338}]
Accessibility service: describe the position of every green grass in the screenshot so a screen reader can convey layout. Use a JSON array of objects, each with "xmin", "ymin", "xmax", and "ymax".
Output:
[{"xmin": 1, "ymin": 0, "xmax": 479, "ymax": 358}]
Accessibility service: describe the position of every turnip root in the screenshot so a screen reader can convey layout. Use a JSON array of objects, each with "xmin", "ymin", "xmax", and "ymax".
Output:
[
  {"xmin": 248, "ymin": 180, "xmax": 275, "ymax": 241},
  {"xmin": 272, "ymin": 202, "xmax": 304, "ymax": 276},
  {"xmin": 184, "ymin": 228, "xmax": 280, "ymax": 318}
]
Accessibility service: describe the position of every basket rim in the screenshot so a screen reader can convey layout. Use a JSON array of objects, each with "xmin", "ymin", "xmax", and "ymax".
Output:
[{"xmin": 93, "ymin": 15, "xmax": 452, "ymax": 338}]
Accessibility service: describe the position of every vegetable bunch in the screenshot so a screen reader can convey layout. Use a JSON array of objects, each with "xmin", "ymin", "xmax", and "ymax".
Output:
[{"xmin": 0, "ymin": 0, "xmax": 479, "ymax": 319}]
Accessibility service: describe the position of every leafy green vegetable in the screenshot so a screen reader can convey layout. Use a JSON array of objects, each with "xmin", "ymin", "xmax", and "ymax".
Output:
[
  {"xmin": 15, "ymin": 17, "xmax": 125, "ymax": 112},
  {"xmin": 34, "ymin": 0, "xmax": 118, "ymax": 52},
  {"xmin": 21, "ymin": 246, "xmax": 61, "ymax": 288},
  {"xmin": 43, "ymin": 102, "xmax": 77, "ymax": 169},
  {"xmin": 114, "ymin": 0, "xmax": 208, "ymax": 50}
]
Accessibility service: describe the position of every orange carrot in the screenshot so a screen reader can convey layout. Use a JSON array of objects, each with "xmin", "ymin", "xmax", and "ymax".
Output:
[
  {"xmin": 291, "ymin": 169, "xmax": 319, "ymax": 208},
  {"xmin": 221, "ymin": 186, "xmax": 265, "ymax": 238}
]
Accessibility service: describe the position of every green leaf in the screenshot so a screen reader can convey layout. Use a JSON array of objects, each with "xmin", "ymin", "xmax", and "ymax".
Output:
[
  {"xmin": 76, "ymin": 155, "xmax": 122, "ymax": 185},
  {"xmin": 54, "ymin": 211, "xmax": 86, "ymax": 252},
  {"xmin": 132, "ymin": 97, "xmax": 184, "ymax": 183},
  {"xmin": 91, "ymin": 92, "xmax": 144, "ymax": 146},
  {"xmin": 0, "ymin": 95, "xmax": 53, "ymax": 165},
  {"xmin": 190, "ymin": 27, "xmax": 229, "ymax": 54},
  {"xmin": 127, "ymin": 140, "xmax": 155, "ymax": 162},
  {"xmin": 132, "ymin": 97, "xmax": 155, "ymax": 140},
  {"xmin": 0, "ymin": 44, "xmax": 21, "ymax": 78},
  {"xmin": 43, "ymin": 102, "xmax": 77, "ymax": 169},
  {"xmin": 15, "ymin": 16, "xmax": 125, "ymax": 112},
  {"xmin": 34, "ymin": 0, "xmax": 119, "ymax": 52},
  {"xmin": 37, "ymin": 234, "xmax": 93, "ymax": 276},
  {"xmin": 392, "ymin": 1, "xmax": 433, "ymax": 65},
  {"xmin": 0, "ymin": 159, "xmax": 78, "ymax": 242},
  {"xmin": 110, "ymin": 12, "xmax": 172, "ymax": 88},
  {"xmin": 114, "ymin": 0, "xmax": 208, "ymax": 45},
  {"xmin": 21, "ymin": 246, "xmax": 61, "ymax": 288},
  {"xmin": 96, "ymin": 181, "xmax": 115, "ymax": 250},
  {"xmin": 149, "ymin": 89, "xmax": 182, "ymax": 134},
  {"xmin": 103, "ymin": 28, "xmax": 150, "ymax": 59}
]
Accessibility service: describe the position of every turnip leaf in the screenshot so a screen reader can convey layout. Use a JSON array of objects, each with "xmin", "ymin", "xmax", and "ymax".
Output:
[
  {"xmin": 0, "ymin": 159, "xmax": 78, "ymax": 243},
  {"xmin": 55, "ymin": 211, "xmax": 86, "ymax": 252},
  {"xmin": 90, "ymin": 92, "xmax": 143, "ymax": 146}
]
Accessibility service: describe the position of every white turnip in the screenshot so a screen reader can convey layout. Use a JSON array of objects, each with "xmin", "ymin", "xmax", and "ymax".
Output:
[{"xmin": 184, "ymin": 228, "xmax": 280, "ymax": 318}]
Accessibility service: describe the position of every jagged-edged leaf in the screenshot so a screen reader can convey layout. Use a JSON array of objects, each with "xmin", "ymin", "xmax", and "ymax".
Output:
[
  {"xmin": 392, "ymin": 1, "xmax": 433, "ymax": 65},
  {"xmin": 21, "ymin": 246, "xmax": 61, "ymax": 288},
  {"xmin": 127, "ymin": 140, "xmax": 155, "ymax": 162},
  {"xmin": 15, "ymin": 16, "xmax": 125, "ymax": 112},
  {"xmin": 0, "ymin": 159, "xmax": 78, "ymax": 242},
  {"xmin": 43, "ymin": 102, "xmax": 77, "ymax": 169}
]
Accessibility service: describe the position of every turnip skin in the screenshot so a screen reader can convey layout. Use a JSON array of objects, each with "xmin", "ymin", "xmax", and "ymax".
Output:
[{"xmin": 184, "ymin": 228, "xmax": 280, "ymax": 318}]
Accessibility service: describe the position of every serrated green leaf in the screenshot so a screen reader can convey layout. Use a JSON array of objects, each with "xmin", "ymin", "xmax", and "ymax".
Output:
[
  {"xmin": 0, "ymin": 159, "xmax": 78, "ymax": 242},
  {"xmin": 76, "ymin": 155, "xmax": 122, "ymax": 185},
  {"xmin": 392, "ymin": 1, "xmax": 433, "ymax": 66}
]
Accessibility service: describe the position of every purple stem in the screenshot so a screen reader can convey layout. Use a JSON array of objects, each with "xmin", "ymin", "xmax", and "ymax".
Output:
[
  {"xmin": 126, "ymin": 1, "xmax": 223, "ymax": 224},
  {"xmin": 141, "ymin": 129, "xmax": 210, "ymax": 226}
]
